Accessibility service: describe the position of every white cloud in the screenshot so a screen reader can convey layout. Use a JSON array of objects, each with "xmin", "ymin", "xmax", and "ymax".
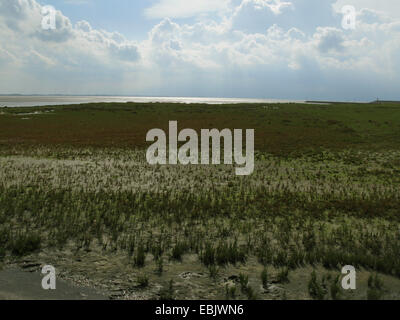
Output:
[
  {"xmin": 0, "ymin": 0, "xmax": 399, "ymax": 100},
  {"xmin": 239, "ymin": 0, "xmax": 293, "ymax": 15},
  {"xmin": 333, "ymin": 0, "xmax": 400, "ymax": 19}
]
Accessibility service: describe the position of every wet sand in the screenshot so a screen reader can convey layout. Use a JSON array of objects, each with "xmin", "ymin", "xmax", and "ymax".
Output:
[{"xmin": 0, "ymin": 266, "xmax": 108, "ymax": 300}]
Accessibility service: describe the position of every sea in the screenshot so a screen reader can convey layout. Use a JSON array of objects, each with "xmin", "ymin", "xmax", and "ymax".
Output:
[{"xmin": 0, "ymin": 96, "xmax": 305, "ymax": 108}]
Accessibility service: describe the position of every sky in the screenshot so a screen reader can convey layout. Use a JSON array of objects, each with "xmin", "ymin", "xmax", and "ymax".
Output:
[{"xmin": 0, "ymin": 0, "xmax": 400, "ymax": 101}]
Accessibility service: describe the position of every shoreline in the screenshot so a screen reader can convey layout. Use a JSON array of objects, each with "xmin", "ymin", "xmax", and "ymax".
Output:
[{"xmin": 0, "ymin": 96, "xmax": 305, "ymax": 108}]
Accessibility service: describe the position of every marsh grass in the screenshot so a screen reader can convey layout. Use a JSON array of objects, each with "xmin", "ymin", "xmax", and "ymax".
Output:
[
  {"xmin": 11, "ymin": 233, "xmax": 41, "ymax": 257},
  {"xmin": 261, "ymin": 268, "xmax": 268, "ymax": 289},
  {"xmin": 277, "ymin": 268, "xmax": 290, "ymax": 284},
  {"xmin": 208, "ymin": 264, "xmax": 220, "ymax": 280},
  {"xmin": 330, "ymin": 275, "xmax": 342, "ymax": 300},
  {"xmin": 155, "ymin": 257, "xmax": 164, "ymax": 275},
  {"xmin": 308, "ymin": 270, "xmax": 328, "ymax": 300},
  {"xmin": 159, "ymin": 279, "xmax": 175, "ymax": 300},
  {"xmin": 134, "ymin": 244, "xmax": 146, "ymax": 268},
  {"xmin": 170, "ymin": 241, "xmax": 188, "ymax": 261},
  {"xmin": 137, "ymin": 274, "xmax": 149, "ymax": 288},
  {"xmin": 239, "ymin": 274, "xmax": 249, "ymax": 294},
  {"xmin": 367, "ymin": 274, "xmax": 385, "ymax": 300},
  {"xmin": 0, "ymin": 146, "xmax": 400, "ymax": 299},
  {"xmin": 225, "ymin": 284, "xmax": 237, "ymax": 300}
]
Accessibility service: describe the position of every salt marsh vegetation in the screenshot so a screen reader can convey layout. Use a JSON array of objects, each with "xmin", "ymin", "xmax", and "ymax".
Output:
[
  {"xmin": 1, "ymin": 146, "xmax": 399, "ymax": 299},
  {"xmin": 1, "ymin": 102, "xmax": 400, "ymax": 299}
]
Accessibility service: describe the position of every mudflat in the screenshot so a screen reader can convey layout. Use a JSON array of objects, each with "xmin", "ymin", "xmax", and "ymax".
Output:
[{"xmin": 0, "ymin": 266, "xmax": 108, "ymax": 300}]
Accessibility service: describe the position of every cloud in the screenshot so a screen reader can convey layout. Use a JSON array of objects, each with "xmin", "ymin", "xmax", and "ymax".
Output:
[
  {"xmin": 333, "ymin": 0, "xmax": 400, "ymax": 20},
  {"xmin": 240, "ymin": 0, "xmax": 293, "ymax": 15},
  {"xmin": 0, "ymin": 0, "xmax": 399, "ymax": 100},
  {"xmin": 0, "ymin": 0, "xmax": 141, "ymax": 94},
  {"xmin": 315, "ymin": 27, "xmax": 345, "ymax": 53},
  {"xmin": 144, "ymin": 0, "xmax": 232, "ymax": 19}
]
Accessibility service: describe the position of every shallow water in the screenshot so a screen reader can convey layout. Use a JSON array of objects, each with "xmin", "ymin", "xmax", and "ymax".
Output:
[{"xmin": 0, "ymin": 96, "xmax": 304, "ymax": 108}]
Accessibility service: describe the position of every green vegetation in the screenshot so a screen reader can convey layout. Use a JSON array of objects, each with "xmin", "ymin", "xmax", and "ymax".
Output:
[
  {"xmin": 155, "ymin": 257, "xmax": 164, "ymax": 275},
  {"xmin": 208, "ymin": 265, "xmax": 220, "ymax": 281},
  {"xmin": 134, "ymin": 244, "xmax": 146, "ymax": 268},
  {"xmin": 261, "ymin": 268, "xmax": 268, "ymax": 290},
  {"xmin": 367, "ymin": 274, "xmax": 385, "ymax": 300},
  {"xmin": 137, "ymin": 274, "xmax": 149, "ymax": 288},
  {"xmin": 225, "ymin": 284, "xmax": 237, "ymax": 300},
  {"xmin": 159, "ymin": 279, "xmax": 175, "ymax": 300},
  {"xmin": 10, "ymin": 233, "xmax": 41, "ymax": 257},
  {"xmin": 308, "ymin": 270, "xmax": 328, "ymax": 300},
  {"xmin": 0, "ymin": 102, "xmax": 399, "ymax": 299},
  {"xmin": 1, "ymin": 101, "xmax": 400, "ymax": 154},
  {"xmin": 330, "ymin": 275, "xmax": 342, "ymax": 300},
  {"xmin": 277, "ymin": 268, "xmax": 290, "ymax": 284}
]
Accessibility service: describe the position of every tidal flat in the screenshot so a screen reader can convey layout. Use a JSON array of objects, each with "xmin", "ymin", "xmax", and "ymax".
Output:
[{"xmin": 0, "ymin": 102, "xmax": 399, "ymax": 300}]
